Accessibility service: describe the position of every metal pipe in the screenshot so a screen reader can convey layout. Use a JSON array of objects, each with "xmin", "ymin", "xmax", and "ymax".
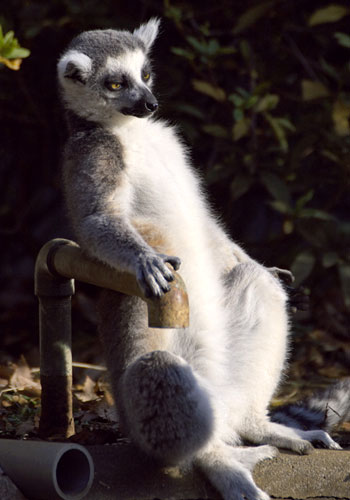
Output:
[
  {"xmin": 35, "ymin": 238, "xmax": 189, "ymax": 438},
  {"xmin": 0, "ymin": 440, "xmax": 94, "ymax": 500}
]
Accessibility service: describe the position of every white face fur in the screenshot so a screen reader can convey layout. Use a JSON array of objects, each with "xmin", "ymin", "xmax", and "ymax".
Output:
[{"xmin": 57, "ymin": 19, "xmax": 160, "ymax": 124}]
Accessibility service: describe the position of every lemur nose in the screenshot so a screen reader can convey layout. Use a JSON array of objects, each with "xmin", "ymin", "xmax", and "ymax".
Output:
[{"xmin": 145, "ymin": 101, "xmax": 158, "ymax": 112}]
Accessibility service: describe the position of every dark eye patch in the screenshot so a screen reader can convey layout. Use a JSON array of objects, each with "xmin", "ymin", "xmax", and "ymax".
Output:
[{"xmin": 104, "ymin": 73, "xmax": 128, "ymax": 91}]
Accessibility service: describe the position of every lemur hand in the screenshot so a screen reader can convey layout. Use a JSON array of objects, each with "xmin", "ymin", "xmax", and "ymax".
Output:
[{"xmin": 136, "ymin": 251, "xmax": 181, "ymax": 298}]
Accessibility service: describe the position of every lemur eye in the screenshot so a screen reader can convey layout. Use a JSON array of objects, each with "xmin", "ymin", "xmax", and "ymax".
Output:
[
  {"xmin": 105, "ymin": 81, "xmax": 122, "ymax": 91},
  {"xmin": 143, "ymin": 72, "xmax": 151, "ymax": 81}
]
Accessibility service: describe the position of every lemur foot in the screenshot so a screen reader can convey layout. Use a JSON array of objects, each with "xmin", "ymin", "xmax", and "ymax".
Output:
[
  {"xmin": 291, "ymin": 439, "xmax": 314, "ymax": 455},
  {"xmin": 234, "ymin": 445, "xmax": 278, "ymax": 470},
  {"xmin": 299, "ymin": 429, "xmax": 342, "ymax": 450}
]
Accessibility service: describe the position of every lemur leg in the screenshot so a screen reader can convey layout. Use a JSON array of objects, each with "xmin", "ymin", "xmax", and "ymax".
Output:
[
  {"xmin": 241, "ymin": 419, "xmax": 341, "ymax": 453},
  {"xmin": 98, "ymin": 221, "xmax": 214, "ymax": 464},
  {"xmin": 224, "ymin": 262, "xmax": 341, "ymax": 453},
  {"xmin": 195, "ymin": 441, "xmax": 276, "ymax": 500},
  {"xmin": 222, "ymin": 263, "xmax": 315, "ymax": 453}
]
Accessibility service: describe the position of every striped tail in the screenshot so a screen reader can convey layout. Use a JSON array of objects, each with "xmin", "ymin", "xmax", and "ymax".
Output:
[{"xmin": 270, "ymin": 378, "xmax": 350, "ymax": 432}]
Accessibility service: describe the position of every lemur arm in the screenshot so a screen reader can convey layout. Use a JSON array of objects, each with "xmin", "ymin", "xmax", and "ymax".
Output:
[
  {"xmin": 63, "ymin": 130, "xmax": 180, "ymax": 298},
  {"xmin": 207, "ymin": 218, "xmax": 294, "ymax": 282}
]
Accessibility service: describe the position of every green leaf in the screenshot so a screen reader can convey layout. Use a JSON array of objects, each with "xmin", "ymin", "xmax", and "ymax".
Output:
[
  {"xmin": 187, "ymin": 36, "xmax": 205, "ymax": 53},
  {"xmin": 338, "ymin": 263, "xmax": 350, "ymax": 308},
  {"xmin": 245, "ymin": 95, "xmax": 259, "ymax": 109},
  {"xmin": 260, "ymin": 172, "xmax": 292, "ymax": 206},
  {"xmin": 233, "ymin": 108, "xmax": 244, "ymax": 122},
  {"xmin": 296, "ymin": 220, "xmax": 329, "ymax": 248},
  {"xmin": 164, "ymin": 0, "xmax": 183, "ymax": 23},
  {"xmin": 176, "ymin": 104, "xmax": 205, "ymax": 119},
  {"xmin": 334, "ymin": 32, "xmax": 350, "ymax": 48},
  {"xmin": 7, "ymin": 47, "xmax": 30, "ymax": 59},
  {"xmin": 302, "ymin": 80, "xmax": 330, "ymax": 100},
  {"xmin": 295, "ymin": 190, "xmax": 314, "ymax": 211},
  {"xmin": 283, "ymin": 219, "xmax": 294, "ymax": 235},
  {"xmin": 255, "ymin": 94, "xmax": 279, "ymax": 112},
  {"xmin": 192, "ymin": 79, "xmax": 226, "ymax": 101},
  {"xmin": 269, "ymin": 200, "xmax": 291, "ymax": 215},
  {"xmin": 228, "ymin": 94, "xmax": 244, "ymax": 108},
  {"xmin": 202, "ymin": 124, "xmax": 228, "ymax": 138},
  {"xmin": 230, "ymin": 174, "xmax": 254, "ymax": 200},
  {"xmin": 322, "ymin": 252, "xmax": 339, "ymax": 268},
  {"xmin": 309, "ymin": 4, "xmax": 350, "ymax": 26},
  {"xmin": 218, "ymin": 46, "xmax": 237, "ymax": 55},
  {"xmin": 239, "ymin": 41, "xmax": 252, "ymax": 61},
  {"xmin": 291, "ymin": 251, "xmax": 316, "ymax": 286},
  {"xmin": 236, "ymin": 87, "xmax": 250, "ymax": 98},
  {"xmin": 264, "ymin": 113, "xmax": 288, "ymax": 152},
  {"xmin": 233, "ymin": 1, "xmax": 276, "ymax": 34},
  {"xmin": 299, "ymin": 208, "xmax": 335, "ymax": 221},
  {"xmin": 186, "ymin": 36, "xmax": 221, "ymax": 57},
  {"xmin": 232, "ymin": 117, "xmax": 250, "ymax": 141},
  {"xmin": 276, "ymin": 117, "xmax": 296, "ymax": 132},
  {"xmin": 3, "ymin": 30, "xmax": 14, "ymax": 47},
  {"xmin": 171, "ymin": 47, "xmax": 194, "ymax": 61},
  {"xmin": 229, "ymin": 93, "xmax": 245, "ymax": 107},
  {"xmin": 320, "ymin": 58, "xmax": 340, "ymax": 81},
  {"xmin": 207, "ymin": 39, "xmax": 220, "ymax": 56}
]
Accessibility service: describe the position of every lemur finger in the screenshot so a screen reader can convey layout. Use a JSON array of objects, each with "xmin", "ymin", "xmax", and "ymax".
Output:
[
  {"xmin": 149, "ymin": 265, "xmax": 172, "ymax": 292},
  {"xmin": 268, "ymin": 267, "xmax": 295, "ymax": 283},
  {"xmin": 162, "ymin": 255, "xmax": 181, "ymax": 272},
  {"xmin": 137, "ymin": 267, "xmax": 163, "ymax": 298},
  {"xmin": 155, "ymin": 256, "xmax": 176, "ymax": 281},
  {"xmin": 143, "ymin": 271, "xmax": 164, "ymax": 297}
]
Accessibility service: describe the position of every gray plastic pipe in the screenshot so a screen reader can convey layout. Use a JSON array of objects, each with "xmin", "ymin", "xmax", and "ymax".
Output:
[
  {"xmin": 0, "ymin": 440, "xmax": 94, "ymax": 499},
  {"xmin": 35, "ymin": 238, "xmax": 189, "ymax": 438}
]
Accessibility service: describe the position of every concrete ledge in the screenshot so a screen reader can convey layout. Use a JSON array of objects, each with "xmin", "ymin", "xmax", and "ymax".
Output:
[
  {"xmin": 254, "ymin": 449, "xmax": 350, "ymax": 499},
  {"xmin": 2, "ymin": 443, "xmax": 349, "ymax": 499},
  {"xmin": 85, "ymin": 443, "xmax": 350, "ymax": 500}
]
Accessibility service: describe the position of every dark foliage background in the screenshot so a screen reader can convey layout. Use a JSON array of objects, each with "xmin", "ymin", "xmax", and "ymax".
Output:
[{"xmin": 0, "ymin": 0, "xmax": 349, "ymax": 384}]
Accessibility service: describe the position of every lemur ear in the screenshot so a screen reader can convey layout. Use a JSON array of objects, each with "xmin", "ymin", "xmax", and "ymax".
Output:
[
  {"xmin": 57, "ymin": 50, "xmax": 92, "ymax": 85},
  {"xmin": 133, "ymin": 18, "xmax": 160, "ymax": 52}
]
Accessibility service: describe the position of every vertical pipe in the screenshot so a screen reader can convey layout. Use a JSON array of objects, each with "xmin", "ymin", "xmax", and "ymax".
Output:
[{"xmin": 35, "ymin": 241, "xmax": 75, "ymax": 438}]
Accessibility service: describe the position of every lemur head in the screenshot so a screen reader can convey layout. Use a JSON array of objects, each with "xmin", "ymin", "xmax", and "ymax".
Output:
[{"xmin": 57, "ymin": 19, "xmax": 160, "ymax": 124}]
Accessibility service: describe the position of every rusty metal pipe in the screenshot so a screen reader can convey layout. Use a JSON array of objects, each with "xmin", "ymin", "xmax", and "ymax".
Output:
[{"xmin": 35, "ymin": 238, "xmax": 189, "ymax": 438}]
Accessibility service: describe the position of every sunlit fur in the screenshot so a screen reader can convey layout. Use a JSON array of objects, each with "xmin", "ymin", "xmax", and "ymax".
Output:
[{"xmin": 58, "ymin": 19, "xmax": 342, "ymax": 500}]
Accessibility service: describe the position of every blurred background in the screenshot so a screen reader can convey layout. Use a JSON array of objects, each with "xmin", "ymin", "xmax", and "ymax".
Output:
[{"xmin": 0, "ymin": 0, "xmax": 349, "ymax": 390}]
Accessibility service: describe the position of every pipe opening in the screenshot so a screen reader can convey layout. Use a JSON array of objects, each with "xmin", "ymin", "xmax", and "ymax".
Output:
[{"xmin": 55, "ymin": 449, "xmax": 92, "ymax": 496}]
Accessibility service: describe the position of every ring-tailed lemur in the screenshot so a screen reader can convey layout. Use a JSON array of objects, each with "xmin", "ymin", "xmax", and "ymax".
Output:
[{"xmin": 58, "ymin": 19, "xmax": 348, "ymax": 500}]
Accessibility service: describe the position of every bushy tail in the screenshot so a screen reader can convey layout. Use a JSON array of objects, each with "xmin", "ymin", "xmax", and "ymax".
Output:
[
  {"xmin": 270, "ymin": 378, "xmax": 350, "ymax": 432},
  {"xmin": 120, "ymin": 350, "xmax": 214, "ymax": 464}
]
